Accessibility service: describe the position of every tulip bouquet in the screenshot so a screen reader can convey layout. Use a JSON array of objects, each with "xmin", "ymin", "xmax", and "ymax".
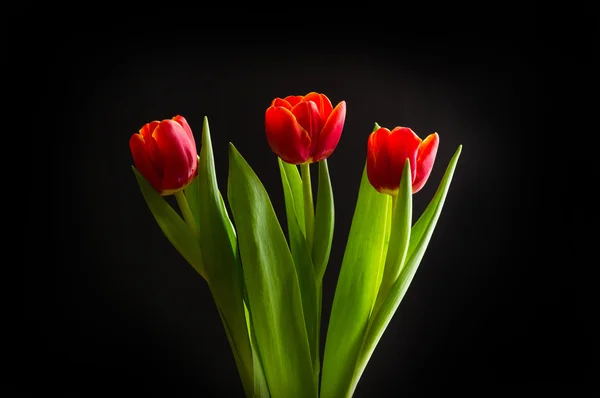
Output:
[{"xmin": 129, "ymin": 92, "xmax": 462, "ymax": 397}]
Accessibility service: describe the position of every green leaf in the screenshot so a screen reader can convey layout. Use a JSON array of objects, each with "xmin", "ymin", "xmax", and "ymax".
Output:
[
  {"xmin": 312, "ymin": 159, "xmax": 335, "ymax": 282},
  {"xmin": 372, "ymin": 158, "xmax": 413, "ymax": 314},
  {"xmin": 132, "ymin": 166, "xmax": 206, "ymax": 280},
  {"xmin": 407, "ymin": 145, "xmax": 462, "ymax": 263},
  {"xmin": 349, "ymin": 145, "xmax": 463, "ymax": 395},
  {"xmin": 228, "ymin": 143, "xmax": 317, "ymax": 398},
  {"xmin": 244, "ymin": 296, "xmax": 270, "ymax": 397},
  {"xmin": 196, "ymin": 117, "xmax": 253, "ymax": 396},
  {"xmin": 280, "ymin": 161, "xmax": 306, "ymax": 236},
  {"xmin": 320, "ymin": 164, "xmax": 392, "ymax": 398},
  {"xmin": 278, "ymin": 158, "xmax": 320, "ymax": 384},
  {"xmin": 218, "ymin": 189, "xmax": 238, "ymax": 257},
  {"xmin": 183, "ymin": 158, "xmax": 201, "ymax": 233}
]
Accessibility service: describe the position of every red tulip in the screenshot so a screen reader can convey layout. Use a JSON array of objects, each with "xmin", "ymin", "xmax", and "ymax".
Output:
[
  {"xmin": 265, "ymin": 92, "xmax": 346, "ymax": 164},
  {"xmin": 367, "ymin": 126, "xmax": 439, "ymax": 195},
  {"xmin": 129, "ymin": 115, "xmax": 198, "ymax": 196}
]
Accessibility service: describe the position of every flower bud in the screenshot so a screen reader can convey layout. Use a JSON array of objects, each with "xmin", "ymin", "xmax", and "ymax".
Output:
[
  {"xmin": 129, "ymin": 115, "xmax": 198, "ymax": 195},
  {"xmin": 367, "ymin": 126, "xmax": 439, "ymax": 195}
]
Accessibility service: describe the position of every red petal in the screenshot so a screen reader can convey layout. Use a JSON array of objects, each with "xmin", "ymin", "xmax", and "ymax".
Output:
[
  {"xmin": 413, "ymin": 133, "xmax": 439, "ymax": 193},
  {"xmin": 265, "ymin": 106, "xmax": 311, "ymax": 164},
  {"xmin": 172, "ymin": 115, "xmax": 195, "ymax": 146},
  {"xmin": 367, "ymin": 130, "xmax": 384, "ymax": 192},
  {"xmin": 284, "ymin": 95, "xmax": 303, "ymax": 106},
  {"xmin": 367, "ymin": 127, "xmax": 399, "ymax": 194},
  {"xmin": 291, "ymin": 101, "xmax": 322, "ymax": 158},
  {"xmin": 152, "ymin": 120, "xmax": 198, "ymax": 192},
  {"xmin": 129, "ymin": 133, "xmax": 163, "ymax": 193},
  {"xmin": 385, "ymin": 127, "xmax": 421, "ymax": 192},
  {"xmin": 303, "ymin": 92, "xmax": 333, "ymax": 120},
  {"xmin": 272, "ymin": 97, "xmax": 293, "ymax": 109},
  {"xmin": 312, "ymin": 101, "xmax": 346, "ymax": 162}
]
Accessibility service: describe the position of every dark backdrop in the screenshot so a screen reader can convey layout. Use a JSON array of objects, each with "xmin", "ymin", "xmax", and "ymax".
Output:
[{"xmin": 19, "ymin": 13, "xmax": 591, "ymax": 397}]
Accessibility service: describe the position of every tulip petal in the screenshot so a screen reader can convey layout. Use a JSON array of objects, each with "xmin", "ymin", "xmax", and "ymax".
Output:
[
  {"xmin": 152, "ymin": 120, "xmax": 198, "ymax": 191},
  {"xmin": 284, "ymin": 95, "xmax": 303, "ymax": 107},
  {"xmin": 139, "ymin": 120, "xmax": 160, "ymax": 141},
  {"xmin": 367, "ymin": 128, "xmax": 394, "ymax": 194},
  {"xmin": 272, "ymin": 97, "xmax": 294, "ymax": 109},
  {"xmin": 129, "ymin": 133, "xmax": 162, "ymax": 193},
  {"xmin": 303, "ymin": 92, "xmax": 333, "ymax": 120},
  {"xmin": 312, "ymin": 101, "xmax": 346, "ymax": 162},
  {"xmin": 292, "ymin": 101, "xmax": 323, "ymax": 141},
  {"xmin": 265, "ymin": 106, "xmax": 311, "ymax": 164},
  {"xmin": 139, "ymin": 121, "xmax": 165, "ymax": 177},
  {"xmin": 387, "ymin": 127, "xmax": 421, "ymax": 186},
  {"xmin": 412, "ymin": 133, "xmax": 439, "ymax": 193},
  {"xmin": 172, "ymin": 115, "xmax": 195, "ymax": 146}
]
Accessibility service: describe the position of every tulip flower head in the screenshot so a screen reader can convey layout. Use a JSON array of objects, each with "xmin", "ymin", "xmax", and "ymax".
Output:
[
  {"xmin": 265, "ymin": 92, "xmax": 346, "ymax": 164},
  {"xmin": 129, "ymin": 115, "xmax": 198, "ymax": 196},
  {"xmin": 367, "ymin": 126, "xmax": 439, "ymax": 195}
]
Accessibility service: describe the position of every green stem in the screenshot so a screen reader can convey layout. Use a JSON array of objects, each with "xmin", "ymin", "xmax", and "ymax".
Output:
[
  {"xmin": 391, "ymin": 193, "xmax": 397, "ymax": 221},
  {"xmin": 174, "ymin": 190, "xmax": 197, "ymax": 234},
  {"xmin": 301, "ymin": 162, "xmax": 315, "ymax": 251},
  {"xmin": 315, "ymin": 281, "xmax": 323, "ymax": 390}
]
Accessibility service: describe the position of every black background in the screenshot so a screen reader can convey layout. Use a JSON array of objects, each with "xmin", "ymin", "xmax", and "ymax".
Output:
[{"xmin": 18, "ymin": 10, "xmax": 592, "ymax": 397}]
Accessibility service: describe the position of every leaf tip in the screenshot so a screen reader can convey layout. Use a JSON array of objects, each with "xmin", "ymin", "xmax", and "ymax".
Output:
[
  {"xmin": 228, "ymin": 142, "xmax": 242, "ymax": 164},
  {"xmin": 454, "ymin": 144, "xmax": 463, "ymax": 159}
]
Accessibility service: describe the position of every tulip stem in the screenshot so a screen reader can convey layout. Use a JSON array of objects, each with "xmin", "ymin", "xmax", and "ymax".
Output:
[
  {"xmin": 391, "ymin": 194, "xmax": 398, "ymax": 220},
  {"xmin": 301, "ymin": 163, "xmax": 315, "ymax": 251},
  {"xmin": 175, "ymin": 190, "xmax": 198, "ymax": 235}
]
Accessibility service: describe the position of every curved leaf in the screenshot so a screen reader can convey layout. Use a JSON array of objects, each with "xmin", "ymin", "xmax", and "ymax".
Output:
[
  {"xmin": 196, "ymin": 118, "xmax": 253, "ymax": 396},
  {"xmin": 132, "ymin": 166, "xmax": 206, "ymax": 280},
  {"xmin": 372, "ymin": 158, "xmax": 413, "ymax": 314},
  {"xmin": 313, "ymin": 159, "xmax": 335, "ymax": 282},
  {"xmin": 320, "ymin": 164, "xmax": 391, "ymax": 398},
  {"xmin": 349, "ymin": 145, "xmax": 462, "ymax": 395},
  {"xmin": 280, "ymin": 161, "xmax": 306, "ymax": 236},
  {"xmin": 279, "ymin": 158, "xmax": 320, "ymax": 383},
  {"xmin": 228, "ymin": 143, "xmax": 317, "ymax": 398}
]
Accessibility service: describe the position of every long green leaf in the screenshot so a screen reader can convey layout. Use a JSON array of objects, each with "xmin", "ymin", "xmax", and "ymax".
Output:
[
  {"xmin": 407, "ymin": 145, "xmax": 462, "ymax": 262},
  {"xmin": 244, "ymin": 296, "xmax": 270, "ymax": 397},
  {"xmin": 280, "ymin": 161, "xmax": 306, "ymax": 236},
  {"xmin": 132, "ymin": 166, "xmax": 206, "ymax": 280},
  {"xmin": 228, "ymin": 143, "xmax": 317, "ymax": 398},
  {"xmin": 320, "ymin": 165, "xmax": 391, "ymax": 398},
  {"xmin": 349, "ymin": 145, "xmax": 463, "ymax": 395},
  {"xmin": 313, "ymin": 159, "xmax": 335, "ymax": 282},
  {"xmin": 372, "ymin": 158, "xmax": 413, "ymax": 314},
  {"xmin": 183, "ymin": 157, "xmax": 201, "ymax": 233},
  {"xmin": 279, "ymin": 158, "xmax": 320, "ymax": 384},
  {"xmin": 196, "ymin": 118, "xmax": 253, "ymax": 396}
]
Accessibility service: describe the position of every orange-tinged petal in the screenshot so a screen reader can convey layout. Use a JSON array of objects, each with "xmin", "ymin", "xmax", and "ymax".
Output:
[
  {"xmin": 312, "ymin": 101, "xmax": 346, "ymax": 162},
  {"xmin": 152, "ymin": 120, "xmax": 198, "ymax": 192},
  {"xmin": 130, "ymin": 133, "xmax": 162, "ymax": 193},
  {"xmin": 139, "ymin": 120, "xmax": 160, "ymax": 141},
  {"xmin": 172, "ymin": 115, "xmax": 195, "ymax": 146},
  {"xmin": 139, "ymin": 121, "xmax": 164, "ymax": 176},
  {"xmin": 265, "ymin": 106, "xmax": 311, "ymax": 164},
  {"xmin": 412, "ymin": 132, "xmax": 439, "ymax": 193},
  {"xmin": 272, "ymin": 97, "xmax": 293, "ymax": 109},
  {"xmin": 284, "ymin": 95, "xmax": 303, "ymax": 107}
]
